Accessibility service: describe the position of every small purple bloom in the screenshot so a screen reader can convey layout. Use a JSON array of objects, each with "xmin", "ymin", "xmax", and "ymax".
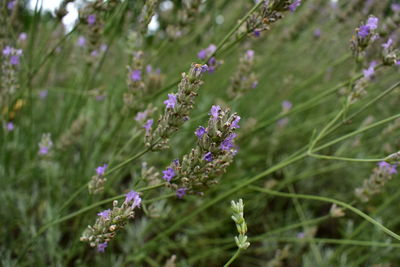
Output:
[
  {"xmin": 77, "ymin": 36, "xmax": 86, "ymax": 47},
  {"xmin": 253, "ymin": 29, "xmax": 261, "ymax": 37},
  {"xmin": 39, "ymin": 146, "xmax": 49, "ymax": 155},
  {"xmin": 382, "ymin": 38, "xmax": 393, "ymax": 49},
  {"xmin": 396, "ymin": 60, "xmax": 400, "ymax": 66},
  {"xmin": 87, "ymin": 14, "xmax": 96, "ymax": 25},
  {"xmin": 100, "ymin": 44, "xmax": 108, "ymax": 51},
  {"xmin": 314, "ymin": 28, "xmax": 321, "ymax": 37},
  {"xmin": 176, "ymin": 187, "xmax": 187, "ymax": 199},
  {"xmin": 378, "ymin": 161, "xmax": 397, "ymax": 175},
  {"xmin": 146, "ymin": 64, "xmax": 152, "ymax": 73},
  {"xmin": 90, "ymin": 50, "xmax": 98, "ymax": 57},
  {"xmin": 2, "ymin": 46, "xmax": 12, "ymax": 56},
  {"xmin": 130, "ymin": 70, "xmax": 142, "ymax": 81},
  {"xmin": 245, "ymin": 50, "xmax": 255, "ymax": 61},
  {"xmin": 366, "ymin": 16, "xmax": 378, "ymax": 30},
  {"xmin": 201, "ymin": 64, "xmax": 208, "ymax": 73},
  {"xmin": 97, "ymin": 209, "xmax": 111, "ymax": 219},
  {"xmin": 203, "ymin": 152, "xmax": 213, "ymax": 162},
  {"xmin": 7, "ymin": 0, "xmax": 16, "ymax": 10},
  {"xmin": 135, "ymin": 111, "xmax": 147, "ymax": 121},
  {"xmin": 10, "ymin": 55, "xmax": 20, "ymax": 65},
  {"xmin": 231, "ymin": 116, "xmax": 241, "ymax": 129},
  {"xmin": 173, "ymin": 159, "xmax": 180, "ymax": 166},
  {"xmin": 278, "ymin": 117, "xmax": 289, "ymax": 127},
  {"xmin": 251, "ymin": 81, "xmax": 258, "ymax": 88},
  {"xmin": 143, "ymin": 119, "xmax": 153, "ymax": 133},
  {"xmin": 125, "ymin": 190, "xmax": 142, "ymax": 208},
  {"xmin": 97, "ymin": 242, "xmax": 108, "ymax": 253},
  {"xmin": 220, "ymin": 133, "xmax": 237, "ymax": 151},
  {"xmin": 288, "ymin": 0, "xmax": 301, "ymax": 12},
  {"xmin": 392, "ymin": 4, "xmax": 400, "ymax": 12},
  {"xmin": 163, "ymin": 93, "xmax": 177, "ymax": 109},
  {"xmin": 209, "ymin": 105, "xmax": 221, "ymax": 120},
  {"xmin": 282, "ymin": 100, "xmax": 293, "ymax": 112},
  {"xmin": 195, "ymin": 126, "xmax": 206, "ymax": 138},
  {"xmin": 363, "ymin": 61, "xmax": 376, "ymax": 78},
  {"xmin": 208, "ymin": 57, "xmax": 216, "ymax": 66},
  {"xmin": 207, "ymin": 44, "xmax": 217, "ymax": 54},
  {"xmin": 19, "ymin": 32, "xmax": 27, "ymax": 41},
  {"xmin": 7, "ymin": 122, "xmax": 14, "ymax": 131},
  {"xmin": 39, "ymin": 90, "xmax": 48, "ymax": 99},
  {"xmin": 358, "ymin": 25, "xmax": 370, "ymax": 38},
  {"xmin": 96, "ymin": 164, "xmax": 108, "ymax": 176},
  {"xmin": 198, "ymin": 49, "xmax": 207, "ymax": 60},
  {"xmin": 162, "ymin": 167, "xmax": 175, "ymax": 182}
]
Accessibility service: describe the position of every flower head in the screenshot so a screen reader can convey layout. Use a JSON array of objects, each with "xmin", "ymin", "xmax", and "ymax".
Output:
[
  {"xmin": 382, "ymin": 38, "xmax": 393, "ymax": 49},
  {"xmin": 130, "ymin": 70, "xmax": 142, "ymax": 81},
  {"xmin": 378, "ymin": 161, "xmax": 397, "ymax": 174},
  {"xmin": 18, "ymin": 32, "xmax": 27, "ymax": 41},
  {"xmin": 366, "ymin": 16, "xmax": 378, "ymax": 30},
  {"xmin": 163, "ymin": 93, "xmax": 177, "ymax": 109},
  {"xmin": 125, "ymin": 190, "xmax": 142, "ymax": 208},
  {"xmin": 77, "ymin": 36, "xmax": 86, "ymax": 47},
  {"xmin": 231, "ymin": 116, "xmax": 241, "ymax": 129},
  {"xmin": 97, "ymin": 209, "xmax": 111, "ymax": 219},
  {"xmin": 97, "ymin": 242, "xmax": 108, "ymax": 253},
  {"xmin": 253, "ymin": 29, "xmax": 261, "ymax": 37},
  {"xmin": 282, "ymin": 100, "xmax": 293, "ymax": 112},
  {"xmin": 209, "ymin": 105, "xmax": 221, "ymax": 120},
  {"xmin": 198, "ymin": 49, "xmax": 207, "ymax": 60},
  {"xmin": 143, "ymin": 119, "xmax": 153, "ymax": 133},
  {"xmin": 135, "ymin": 111, "xmax": 148, "ymax": 122},
  {"xmin": 245, "ymin": 50, "xmax": 254, "ymax": 61},
  {"xmin": 87, "ymin": 14, "xmax": 96, "ymax": 25},
  {"xmin": 363, "ymin": 61, "xmax": 377, "ymax": 79},
  {"xmin": 220, "ymin": 133, "xmax": 237, "ymax": 151},
  {"xmin": 288, "ymin": 0, "xmax": 301, "ymax": 12},
  {"xmin": 195, "ymin": 126, "xmax": 206, "ymax": 138},
  {"xmin": 162, "ymin": 167, "xmax": 175, "ymax": 182},
  {"xmin": 176, "ymin": 187, "xmax": 187, "ymax": 199},
  {"xmin": 7, "ymin": 122, "xmax": 14, "ymax": 131},
  {"xmin": 358, "ymin": 25, "xmax": 370, "ymax": 38},
  {"xmin": 96, "ymin": 164, "xmax": 108, "ymax": 176},
  {"xmin": 203, "ymin": 152, "xmax": 213, "ymax": 162}
]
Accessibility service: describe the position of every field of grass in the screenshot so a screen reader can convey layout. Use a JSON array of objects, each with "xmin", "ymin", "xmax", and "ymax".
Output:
[{"xmin": 2, "ymin": 0, "xmax": 400, "ymax": 266}]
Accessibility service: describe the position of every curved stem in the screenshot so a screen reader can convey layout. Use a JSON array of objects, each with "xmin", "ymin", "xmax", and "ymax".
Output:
[{"xmin": 223, "ymin": 248, "xmax": 241, "ymax": 267}]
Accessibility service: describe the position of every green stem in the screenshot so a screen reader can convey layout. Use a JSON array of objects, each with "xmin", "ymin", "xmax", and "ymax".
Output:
[
  {"xmin": 308, "ymin": 153, "xmax": 384, "ymax": 162},
  {"xmin": 223, "ymin": 248, "xmax": 241, "ymax": 267}
]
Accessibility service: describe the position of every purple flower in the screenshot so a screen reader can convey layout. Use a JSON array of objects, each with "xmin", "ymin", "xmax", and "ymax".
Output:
[
  {"xmin": 278, "ymin": 117, "xmax": 289, "ymax": 127},
  {"xmin": 314, "ymin": 28, "xmax": 321, "ymax": 37},
  {"xmin": 209, "ymin": 105, "xmax": 221, "ymax": 120},
  {"xmin": 10, "ymin": 55, "xmax": 20, "ymax": 65},
  {"xmin": 97, "ymin": 209, "xmax": 111, "ymax": 219},
  {"xmin": 201, "ymin": 64, "xmax": 208, "ymax": 73},
  {"xmin": 135, "ymin": 111, "xmax": 147, "ymax": 121},
  {"xmin": 382, "ymin": 38, "xmax": 393, "ymax": 49},
  {"xmin": 7, "ymin": 122, "xmax": 14, "ymax": 131},
  {"xmin": 289, "ymin": 0, "xmax": 301, "ymax": 12},
  {"xmin": 207, "ymin": 44, "xmax": 217, "ymax": 54},
  {"xmin": 162, "ymin": 167, "xmax": 175, "ymax": 182},
  {"xmin": 392, "ymin": 4, "xmax": 400, "ymax": 12},
  {"xmin": 97, "ymin": 242, "xmax": 108, "ymax": 253},
  {"xmin": 282, "ymin": 100, "xmax": 293, "ymax": 112},
  {"xmin": 173, "ymin": 159, "xmax": 180, "ymax": 166},
  {"xmin": 2, "ymin": 46, "xmax": 12, "ymax": 56},
  {"xmin": 396, "ymin": 60, "xmax": 400, "ymax": 66},
  {"xmin": 245, "ymin": 50, "xmax": 255, "ymax": 61},
  {"xmin": 203, "ymin": 152, "xmax": 213, "ymax": 162},
  {"xmin": 358, "ymin": 25, "xmax": 370, "ymax": 38},
  {"xmin": 18, "ymin": 32, "xmax": 27, "ymax": 41},
  {"xmin": 363, "ymin": 61, "xmax": 377, "ymax": 78},
  {"xmin": 163, "ymin": 93, "xmax": 177, "ymax": 109},
  {"xmin": 366, "ymin": 16, "xmax": 378, "ymax": 30},
  {"xmin": 176, "ymin": 187, "xmax": 187, "ymax": 199},
  {"xmin": 87, "ymin": 14, "xmax": 96, "ymax": 25},
  {"xmin": 130, "ymin": 70, "xmax": 142, "ymax": 81},
  {"xmin": 143, "ymin": 119, "xmax": 153, "ymax": 133},
  {"xmin": 39, "ymin": 146, "xmax": 49, "ymax": 155},
  {"xmin": 195, "ymin": 126, "xmax": 206, "ymax": 138},
  {"xmin": 100, "ymin": 44, "xmax": 108, "ymax": 51},
  {"xmin": 77, "ymin": 36, "xmax": 86, "ymax": 47},
  {"xmin": 220, "ymin": 133, "xmax": 237, "ymax": 151},
  {"xmin": 378, "ymin": 162, "xmax": 397, "ymax": 175},
  {"xmin": 96, "ymin": 164, "xmax": 108, "ymax": 176},
  {"xmin": 231, "ymin": 116, "xmax": 241, "ymax": 129},
  {"xmin": 198, "ymin": 49, "xmax": 207, "ymax": 60},
  {"xmin": 253, "ymin": 29, "xmax": 261, "ymax": 37},
  {"xmin": 7, "ymin": 0, "xmax": 16, "ymax": 10},
  {"xmin": 90, "ymin": 50, "xmax": 98, "ymax": 57},
  {"xmin": 39, "ymin": 90, "xmax": 48, "ymax": 99},
  {"xmin": 251, "ymin": 81, "xmax": 258, "ymax": 88},
  {"xmin": 146, "ymin": 64, "xmax": 152, "ymax": 73},
  {"xmin": 208, "ymin": 57, "xmax": 216, "ymax": 66},
  {"xmin": 125, "ymin": 190, "xmax": 142, "ymax": 208}
]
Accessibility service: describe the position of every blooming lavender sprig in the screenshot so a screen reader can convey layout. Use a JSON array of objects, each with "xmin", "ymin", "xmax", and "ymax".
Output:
[
  {"xmin": 245, "ymin": 0, "xmax": 301, "ymax": 38},
  {"xmin": 350, "ymin": 15, "xmax": 379, "ymax": 62},
  {"xmin": 80, "ymin": 190, "xmax": 142, "ymax": 251},
  {"xmin": 144, "ymin": 63, "xmax": 208, "ymax": 150},
  {"xmin": 88, "ymin": 164, "xmax": 108, "ymax": 194},
  {"xmin": 231, "ymin": 199, "xmax": 250, "ymax": 250},
  {"xmin": 38, "ymin": 133, "xmax": 53, "ymax": 156},
  {"xmin": 355, "ymin": 162, "xmax": 397, "ymax": 202},
  {"xmin": 161, "ymin": 106, "xmax": 240, "ymax": 194},
  {"xmin": 227, "ymin": 49, "xmax": 258, "ymax": 99},
  {"xmin": 381, "ymin": 38, "xmax": 399, "ymax": 66},
  {"xmin": 1, "ymin": 46, "xmax": 22, "ymax": 109},
  {"xmin": 197, "ymin": 44, "xmax": 223, "ymax": 73}
]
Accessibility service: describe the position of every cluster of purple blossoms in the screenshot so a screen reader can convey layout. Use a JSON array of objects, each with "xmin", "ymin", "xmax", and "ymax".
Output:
[
  {"xmin": 81, "ymin": 190, "xmax": 142, "ymax": 252},
  {"xmin": 351, "ymin": 16, "xmax": 379, "ymax": 61},
  {"xmin": 381, "ymin": 38, "xmax": 399, "ymax": 66},
  {"xmin": 197, "ymin": 44, "xmax": 222, "ymax": 73},
  {"xmin": 363, "ymin": 61, "xmax": 377, "ymax": 79},
  {"xmin": 355, "ymin": 161, "xmax": 397, "ymax": 202},
  {"xmin": 87, "ymin": 14, "xmax": 96, "ymax": 25},
  {"xmin": 38, "ymin": 133, "xmax": 53, "ymax": 156},
  {"xmin": 144, "ymin": 63, "xmax": 207, "ymax": 150},
  {"xmin": 358, "ymin": 16, "xmax": 378, "ymax": 39},
  {"xmin": 89, "ymin": 163, "xmax": 108, "ymax": 194},
  {"xmin": 3, "ymin": 46, "xmax": 23, "ymax": 66},
  {"xmin": 6, "ymin": 122, "xmax": 15, "ymax": 131},
  {"xmin": 227, "ymin": 50, "xmax": 258, "ymax": 99},
  {"xmin": 130, "ymin": 69, "xmax": 142, "ymax": 81},
  {"xmin": 162, "ymin": 106, "xmax": 240, "ymax": 195},
  {"xmin": 289, "ymin": 0, "xmax": 301, "ymax": 12}
]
